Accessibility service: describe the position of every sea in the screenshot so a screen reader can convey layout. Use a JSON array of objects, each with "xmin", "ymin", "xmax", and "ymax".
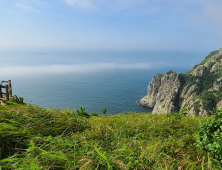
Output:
[{"xmin": 0, "ymin": 50, "xmax": 208, "ymax": 114}]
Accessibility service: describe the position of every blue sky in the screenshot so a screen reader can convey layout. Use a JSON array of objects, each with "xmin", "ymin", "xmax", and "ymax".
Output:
[{"xmin": 1, "ymin": 0, "xmax": 222, "ymax": 51}]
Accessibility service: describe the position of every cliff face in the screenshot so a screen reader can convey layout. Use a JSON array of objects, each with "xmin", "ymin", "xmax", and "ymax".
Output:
[
  {"xmin": 138, "ymin": 71, "xmax": 181, "ymax": 114},
  {"xmin": 139, "ymin": 48, "xmax": 222, "ymax": 116}
]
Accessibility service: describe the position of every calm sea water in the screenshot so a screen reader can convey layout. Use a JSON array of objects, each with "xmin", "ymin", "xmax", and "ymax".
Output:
[{"xmin": 1, "ymin": 50, "xmax": 208, "ymax": 114}]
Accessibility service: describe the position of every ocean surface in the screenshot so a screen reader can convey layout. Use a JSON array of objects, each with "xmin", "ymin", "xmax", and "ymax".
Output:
[{"xmin": 0, "ymin": 50, "xmax": 208, "ymax": 114}]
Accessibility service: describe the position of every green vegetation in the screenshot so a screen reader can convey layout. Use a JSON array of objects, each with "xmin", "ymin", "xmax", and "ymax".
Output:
[
  {"xmin": 180, "ymin": 62, "xmax": 217, "ymax": 96},
  {"xmin": 196, "ymin": 109, "xmax": 222, "ymax": 164},
  {"xmin": 193, "ymin": 101, "xmax": 201, "ymax": 115},
  {"xmin": 200, "ymin": 91, "xmax": 217, "ymax": 112},
  {"xmin": 216, "ymin": 54, "xmax": 222, "ymax": 62},
  {"xmin": 193, "ymin": 64, "xmax": 198, "ymax": 69},
  {"xmin": 196, "ymin": 62, "xmax": 217, "ymax": 94},
  {"xmin": 1, "ymin": 102, "xmax": 222, "ymax": 169},
  {"xmin": 179, "ymin": 55, "xmax": 222, "ymax": 112},
  {"xmin": 76, "ymin": 106, "xmax": 90, "ymax": 118},
  {"xmin": 180, "ymin": 63, "xmax": 222, "ymax": 112},
  {"xmin": 199, "ymin": 50, "xmax": 219, "ymax": 65},
  {"xmin": 2, "ymin": 95, "xmax": 25, "ymax": 105},
  {"xmin": 179, "ymin": 74, "xmax": 198, "ymax": 94},
  {"xmin": 10, "ymin": 95, "xmax": 24, "ymax": 104},
  {"xmin": 102, "ymin": 108, "xmax": 107, "ymax": 116}
]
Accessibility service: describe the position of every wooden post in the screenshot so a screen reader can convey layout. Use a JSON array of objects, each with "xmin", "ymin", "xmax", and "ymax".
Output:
[
  {"xmin": 0, "ymin": 85, "xmax": 2, "ymax": 98},
  {"xmin": 8, "ymin": 80, "xmax": 12, "ymax": 98},
  {"xmin": 5, "ymin": 84, "xmax": 9, "ymax": 101}
]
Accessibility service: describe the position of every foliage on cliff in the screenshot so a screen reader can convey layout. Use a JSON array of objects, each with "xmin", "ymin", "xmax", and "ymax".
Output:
[
  {"xmin": 178, "ymin": 48, "xmax": 222, "ymax": 114},
  {"xmin": 0, "ymin": 103, "xmax": 221, "ymax": 169}
]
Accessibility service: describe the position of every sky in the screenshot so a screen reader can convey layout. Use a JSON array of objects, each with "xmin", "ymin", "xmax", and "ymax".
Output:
[{"xmin": 1, "ymin": 0, "xmax": 222, "ymax": 52}]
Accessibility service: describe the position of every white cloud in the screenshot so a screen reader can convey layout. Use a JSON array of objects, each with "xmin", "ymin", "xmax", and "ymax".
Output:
[
  {"xmin": 15, "ymin": 3, "xmax": 40, "ymax": 13},
  {"xmin": 0, "ymin": 63, "xmax": 156, "ymax": 77},
  {"xmin": 63, "ymin": 0, "xmax": 97, "ymax": 9}
]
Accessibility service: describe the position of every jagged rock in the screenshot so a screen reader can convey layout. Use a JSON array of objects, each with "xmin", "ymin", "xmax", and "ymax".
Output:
[
  {"xmin": 199, "ymin": 104, "xmax": 207, "ymax": 117},
  {"xmin": 180, "ymin": 92, "xmax": 196, "ymax": 113},
  {"xmin": 138, "ymin": 74, "xmax": 162, "ymax": 108},
  {"xmin": 139, "ymin": 48, "xmax": 222, "ymax": 116},
  {"xmin": 138, "ymin": 72, "xmax": 181, "ymax": 114},
  {"xmin": 184, "ymin": 85, "xmax": 197, "ymax": 99},
  {"xmin": 211, "ymin": 63, "xmax": 219, "ymax": 72},
  {"xmin": 185, "ymin": 65, "xmax": 205, "ymax": 76},
  {"xmin": 210, "ymin": 60, "xmax": 222, "ymax": 72},
  {"xmin": 217, "ymin": 100, "xmax": 222, "ymax": 110},
  {"xmin": 194, "ymin": 65, "xmax": 204, "ymax": 76},
  {"xmin": 213, "ymin": 82, "xmax": 222, "ymax": 91}
]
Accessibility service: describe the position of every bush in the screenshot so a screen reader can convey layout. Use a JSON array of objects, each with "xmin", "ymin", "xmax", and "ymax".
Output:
[
  {"xmin": 102, "ymin": 108, "xmax": 106, "ymax": 116},
  {"xmin": 76, "ymin": 106, "xmax": 90, "ymax": 118},
  {"xmin": 200, "ymin": 92, "xmax": 217, "ymax": 112},
  {"xmin": 196, "ymin": 109, "xmax": 222, "ymax": 164},
  {"xmin": 216, "ymin": 55, "xmax": 222, "ymax": 62},
  {"xmin": 91, "ymin": 112, "xmax": 98, "ymax": 116},
  {"xmin": 179, "ymin": 74, "xmax": 198, "ymax": 94},
  {"xmin": 193, "ymin": 101, "xmax": 201, "ymax": 115},
  {"xmin": 6, "ymin": 95, "xmax": 24, "ymax": 105}
]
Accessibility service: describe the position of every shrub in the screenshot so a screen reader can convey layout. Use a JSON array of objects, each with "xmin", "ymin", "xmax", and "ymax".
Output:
[
  {"xmin": 179, "ymin": 107, "xmax": 188, "ymax": 116},
  {"xmin": 76, "ymin": 106, "xmax": 90, "ymax": 118},
  {"xmin": 6, "ymin": 95, "xmax": 24, "ymax": 105},
  {"xmin": 91, "ymin": 112, "xmax": 98, "ymax": 116},
  {"xmin": 193, "ymin": 101, "xmax": 201, "ymax": 115},
  {"xmin": 196, "ymin": 109, "xmax": 222, "ymax": 164},
  {"xmin": 193, "ymin": 64, "xmax": 198, "ymax": 69},
  {"xmin": 102, "ymin": 108, "xmax": 106, "ymax": 116},
  {"xmin": 200, "ymin": 92, "xmax": 217, "ymax": 112}
]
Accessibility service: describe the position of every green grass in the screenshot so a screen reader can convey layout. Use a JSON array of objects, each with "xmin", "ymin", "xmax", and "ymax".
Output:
[{"xmin": 0, "ymin": 103, "xmax": 221, "ymax": 169}]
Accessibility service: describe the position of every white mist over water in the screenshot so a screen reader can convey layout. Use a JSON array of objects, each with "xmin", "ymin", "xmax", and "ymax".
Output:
[{"xmin": 0, "ymin": 63, "xmax": 155, "ymax": 77}]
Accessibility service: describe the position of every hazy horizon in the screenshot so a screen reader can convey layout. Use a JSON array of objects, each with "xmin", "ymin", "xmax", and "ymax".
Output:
[{"xmin": 0, "ymin": 50, "xmax": 208, "ymax": 80}]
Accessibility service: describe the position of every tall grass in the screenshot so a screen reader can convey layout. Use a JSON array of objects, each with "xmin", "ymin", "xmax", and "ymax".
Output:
[{"xmin": 0, "ymin": 104, "xmax": 220, "ymax": 169}]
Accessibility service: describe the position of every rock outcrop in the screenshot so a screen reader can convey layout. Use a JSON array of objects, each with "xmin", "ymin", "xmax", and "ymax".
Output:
[
  {"xmin": 139, "ymin": 48, "xmax": 222, "ymax": 116},
  {"xmin": 138, "ymin": 71, "xmax": 181, "ymax": 114}
]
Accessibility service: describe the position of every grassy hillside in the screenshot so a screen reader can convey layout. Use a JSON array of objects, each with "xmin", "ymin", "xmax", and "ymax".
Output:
[{"xmin": 0, "ymin": 102, "xmax": 221, "ymax": 169}]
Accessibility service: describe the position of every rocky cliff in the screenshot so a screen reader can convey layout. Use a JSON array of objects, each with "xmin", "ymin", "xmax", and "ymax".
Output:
[
  {"xmin": 138, "ymin": 70, "xmax": 182, "ymax": 114},
  {"xmin": 138, "ymin": 48, "xmax": 222, "ymax": 116}
]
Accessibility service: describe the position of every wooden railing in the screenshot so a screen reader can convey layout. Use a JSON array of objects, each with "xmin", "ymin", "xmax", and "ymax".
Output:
[{"xmin": 0, "ymin": 80, "xmax": 12, "ymax": 101}]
